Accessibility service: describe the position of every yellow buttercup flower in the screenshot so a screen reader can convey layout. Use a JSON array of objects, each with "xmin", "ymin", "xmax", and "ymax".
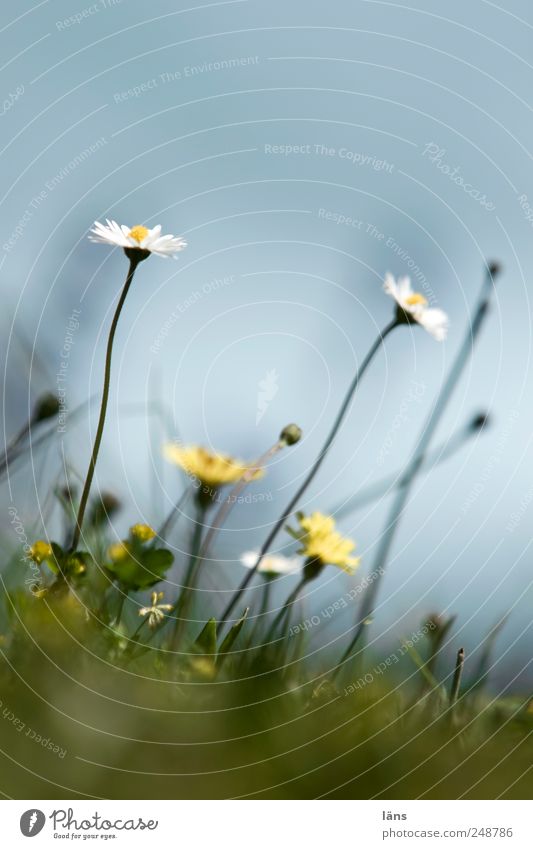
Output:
[
  {"xmin": 130, "ymin": 523, "xmax": 156, "ymax": 542},
  {"xmin": 290, "ymin": 511, "xmax": 360, "ymax": 574},
  {"xmin": 29, "ymin": 541, "xmax": 53, "ymax": 564},
  {"xmin": 163, "ymin": 444, "xmax": 264, "ymax": 488}
]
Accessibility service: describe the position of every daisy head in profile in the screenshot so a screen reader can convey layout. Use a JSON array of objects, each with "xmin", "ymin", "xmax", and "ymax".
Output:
[
  {"xmin": 163, "ymin": 443, "xmax": 264, "ymax": 507},
  {"xmin": 89, "ymin": 220, "xmax": 187, "ymax": 260},
  {"xmin": 240, "ymin": 550, "xmax": 300, "ymax": 579},
  {"xmin": 384, "ymin": 273, "xmax": 448, "ymax": 341},
  {"xmin": 163, "ymin": 444, "xmax": 263, "ymax": 488}
]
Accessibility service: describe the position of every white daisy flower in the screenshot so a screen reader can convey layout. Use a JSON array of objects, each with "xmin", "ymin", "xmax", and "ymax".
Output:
[
  {"xmin": 384, "ymin": 273, "xmax": 448, "ymax": 341},
  {"xmin": 240, "ymin": 550, "xmax": 300, "ymax": 578},
  {"xmin": 89, "ymin": 220, "xmax": 187, "ymax": 258}
]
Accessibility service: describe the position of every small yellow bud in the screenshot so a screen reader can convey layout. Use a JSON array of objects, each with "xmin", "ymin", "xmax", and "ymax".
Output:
[
  {"xmin": 108, "ymin": 541, "xmax": 130, "ymax": 562},
  {"xmin": 130, "ymin": 523, "xmax": 156, "ymax": 542},
  {"xmin": 29, "ymin": 541, "xmax": 53, "ymax": 564}
]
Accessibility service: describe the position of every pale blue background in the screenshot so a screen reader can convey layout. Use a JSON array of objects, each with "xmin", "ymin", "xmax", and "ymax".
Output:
[{"xmin": 2, "ymin": 0, "xmax": 533, "ymax": 685}]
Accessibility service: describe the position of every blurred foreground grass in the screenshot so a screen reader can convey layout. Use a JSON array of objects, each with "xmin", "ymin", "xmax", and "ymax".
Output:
[{"xmin": 1, "ymin": 588, "xmax": 531, "ymax": 800}]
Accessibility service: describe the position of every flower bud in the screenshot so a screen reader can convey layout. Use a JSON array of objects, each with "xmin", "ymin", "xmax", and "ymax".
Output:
[
  {"xmin": 470, "ymin": 412, "xmax": 490, "ymax": 431},
  {"xmin": 32, "ymin": 393, "xmax": 60, "ymax": 423},
  {"xmin": 279, "ymin": 423, "xmax": 302, "ymax": 446},
  {"xmin": 88, "ymin": 492, "xmax": 121, "ymax": 527},
  {"xmin": 488, "ymin": 261, "xmax": 502, "ymax": 279},
  {"xmin": 29, "ymin": 540, "xmax": 53, "ymax": 564},
  {"xmin": 108, "ymin": 541, "xmax": 130, "ymax": 562},
  {"xmin": 130, "ymin": 523, "xmax": 156, "ymax": 542}
]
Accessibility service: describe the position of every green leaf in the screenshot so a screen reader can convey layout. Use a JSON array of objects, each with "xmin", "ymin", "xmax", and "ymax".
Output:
[
  {"xmin": 218, "ymin": 608, "xmax": 249, "ymax": 660},
  {"xmin": 107, "ymin": 547, "xmax": 174, "ymax": 591},
  {"xmin": 143, "ymin": 548, "xmax": 174, "ymax": 575},
  {"xmin": 194, "ymin": 617, "xmax": 217, "ymax": 655}
]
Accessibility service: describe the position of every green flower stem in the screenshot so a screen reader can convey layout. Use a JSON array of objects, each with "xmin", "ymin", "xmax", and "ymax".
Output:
[
  {"xmin": 197, "ymin": 439, "xmax": 284, "ymax": 563},
  {"xmin": 169, "ymin": 501, "xmax": 206, "ymax": 650},
  {"xmin": 249, "ymin": 577, "xmax": 274, "ymax": 643},
  {"xmin": 0, "ymin": 421, "xmax": 31, "ymax": 476},
  {"xmin": 131, "ymin": 618, "xmax": 147, "ymax": 641},
  {"xmin": 71, "ymin": 255, "xmax": 143, "ymax": 552},
  {"xmin": 157, "ymin": 487, "xmax": 191, "ymax": 540},
  {"xmin": 264, "ymin": 575, "xmax": 308, "ymax": 644},
  {"xmin": 334, "ymin": 264, "xmax": 499, "ymax": 678},
  {"xmin": 112, "ymin": 589, "xmax": 127, "ymax": 628},
  {"xmin": 219, "ymin": 319, "xmax": 399, "ymax": 628}
]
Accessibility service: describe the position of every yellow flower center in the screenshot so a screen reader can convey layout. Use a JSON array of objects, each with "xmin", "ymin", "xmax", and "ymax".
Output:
[
  {"xmin": 129, "ymin": 225, "xmax": 149, "ymax": 243},
  {"xmin": 405, "ymin": 292, "xmax": 427, "ymax": 306}
]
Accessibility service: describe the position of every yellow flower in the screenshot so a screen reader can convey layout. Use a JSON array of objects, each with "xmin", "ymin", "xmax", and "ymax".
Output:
[
  {"xmin": 163, "ymin": 444, "xmax": 263, "ymax": 488},
  {"xmin": 290, "ymin": 511, "xmax": 360, "ymax": 574},
  {"xmin": 130, "ymin": 523, "xmax": 156, "ymax": 542},
  {"xmin": 29, "ymin": 541, "xmax": 53, "ymax": 564},
  {"xmin": 108, "ymin": 541, "xmax": 130, "ymax": 562},
  {"xmin": 299, "ymin": 513, "xmax": 336, "ymax": 538}
]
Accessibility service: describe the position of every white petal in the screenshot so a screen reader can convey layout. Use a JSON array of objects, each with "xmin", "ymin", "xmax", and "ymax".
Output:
[
  {"xmin": 397, "ymin": 276, "xmax": 413, "ymax": 302},
  {"xmin": 418, "ymin": 308, "xmax": 449, "ymax": 341},
  {"xmin": 383, "ymin": 272, "xmax": 399, "ymax": 301},
  {"xmin": 241, "ymin": 551, "xmax": 259, "ymax": 569}
]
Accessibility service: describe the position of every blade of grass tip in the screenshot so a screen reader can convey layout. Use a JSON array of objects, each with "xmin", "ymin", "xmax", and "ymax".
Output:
[
  {"xmin": 217, "ymin": 608, "xmax": 249, "ymax": 672},
  {"xmin": 194, "ymin": 617, "xmax": 217, "ymax": 656},
  {"xmin": 450, "ymin": 647, "xmax": 465, "ymax": 707},
  {"xmin": 219, "ymin": 320, "xmax": 399, "ymax": 629},
  {"xmin": 334, "ymin": 262, "xmax": 501, "ymax": 679},
  {"xmin": 425, "ymin": 614, "xmax": 457, "ymax": 683}
]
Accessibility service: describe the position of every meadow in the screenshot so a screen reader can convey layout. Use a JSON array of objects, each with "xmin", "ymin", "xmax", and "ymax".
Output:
[{"xmin": 1, "ymin": 226, "xmax": 531, "ymax": 800}]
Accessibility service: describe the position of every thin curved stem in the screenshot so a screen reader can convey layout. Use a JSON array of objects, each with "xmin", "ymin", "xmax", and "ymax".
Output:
[
  {"xmin": 169, "ymin": 501, "xmax": 206, "ymax": 650},
  {"xmin": 264, "ymin": 576, "xmax": 307, "ymax": 644},
  {"xmin": 330, "ymin": 422, "xmax": 478, "ymax": 521},
  {"xmin": 219, "ymin": 319, "xmax": 398, "ymax": 627},
  {"xmin": 157, "ymin": 487, "xmax": 191, "ymax": 540},
  {"xmin": 71, "ymin": 256, "xmax": 141, "ymax": 551},
  {"xmin": 334, "ymin": 265, "xmax": 499, "ymax": 676},
  {"xmin": 197, "ymin": 439, "xmax": 283, "ymax": 562},
  {"xmin": 0, "ymin": 421, "xmax": 31, "ymax": 475}
]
